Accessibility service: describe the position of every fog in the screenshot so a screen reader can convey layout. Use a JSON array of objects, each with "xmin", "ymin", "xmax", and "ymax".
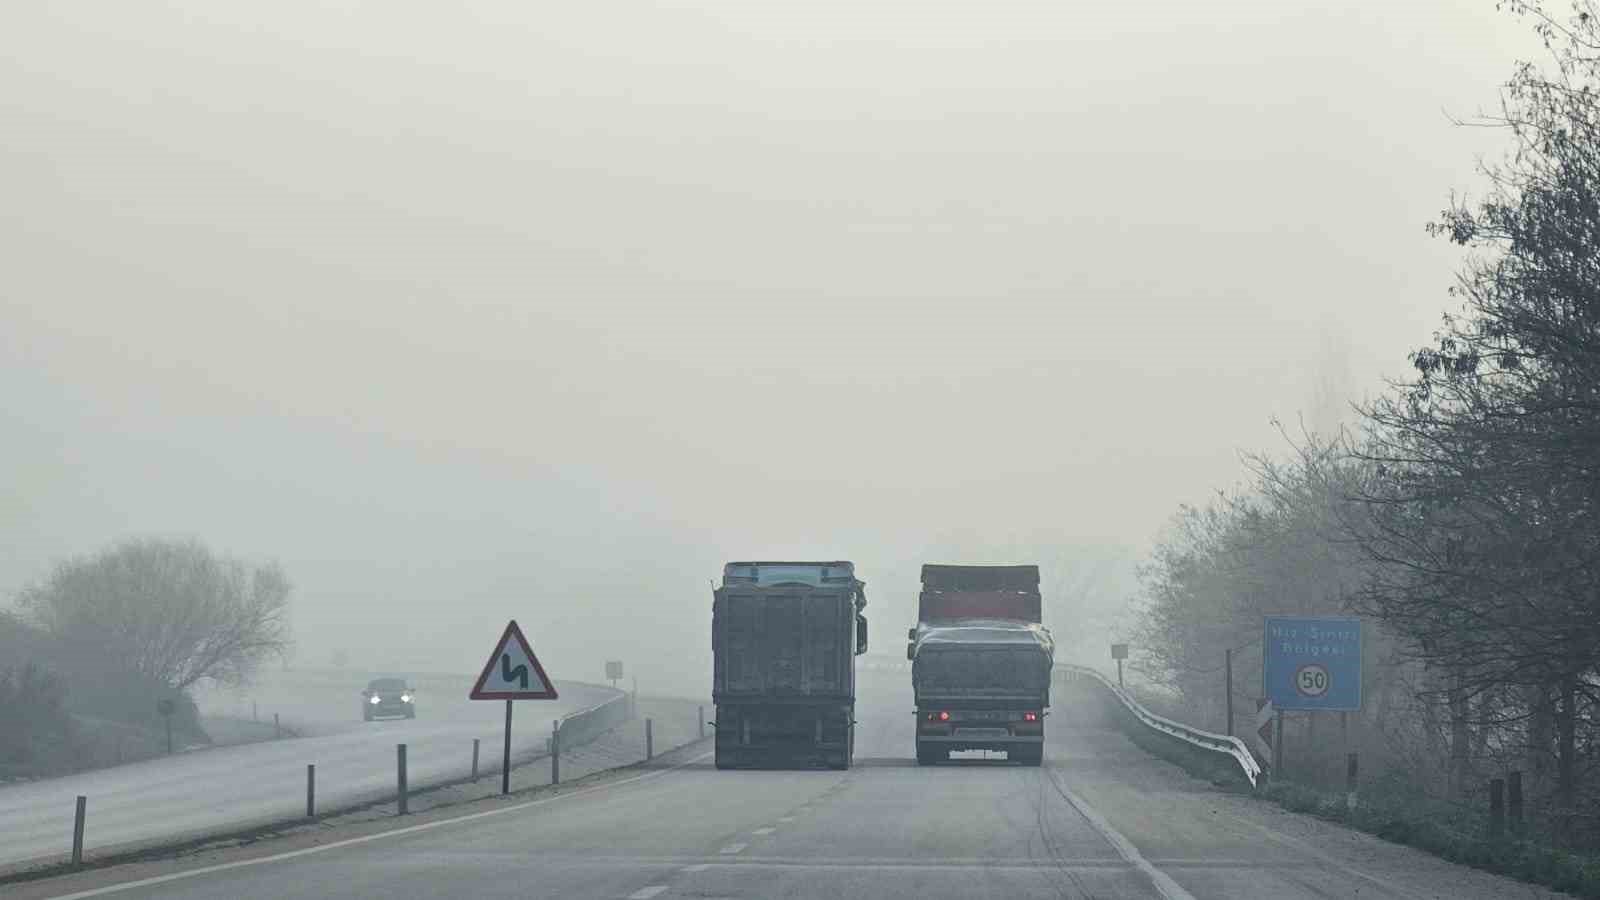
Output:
[{"xmin": 1, "ymin": 2, "xmax": 1541, "ymax": 697}]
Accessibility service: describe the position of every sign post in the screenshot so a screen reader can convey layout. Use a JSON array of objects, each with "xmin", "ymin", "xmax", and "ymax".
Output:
[
  {"xmin": 1262, "ymin": 616, "xmax": 1362, "ymax": 777},
  {"xmin": 470, "ymin": 620, "xmax": 558, "ymax": 795},
  {"xmin": 1224, "ymin": 648, "xmax": 1234, "ymax": 737},
  {"xmin": 503, "ymin": 701, "xmax": 512, "ymax": 795}
]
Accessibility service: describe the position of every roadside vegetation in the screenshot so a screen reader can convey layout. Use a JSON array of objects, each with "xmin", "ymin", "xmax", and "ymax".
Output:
[
  {"xmin": 1129, "ymin": 2, "xmax": 1600, "ymax": 893},
  {"xmin": 0, "ymin": 538, "xmax": 291, "ymax": 778}
]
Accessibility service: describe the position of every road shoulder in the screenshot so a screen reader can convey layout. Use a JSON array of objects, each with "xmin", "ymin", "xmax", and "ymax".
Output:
[
  {"xmin": 1056, "ymin": 725, "xmax": 1572, "ymax": 900},
  {"xmin": 3, "ymin": 697, "xmax": 709, "ymax": 900}
]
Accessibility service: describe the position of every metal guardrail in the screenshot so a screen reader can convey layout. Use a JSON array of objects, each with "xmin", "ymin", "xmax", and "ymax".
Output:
[
  {"xmin": 552, "ymin": 690, "xmax": 632, "ymax": 748},
  {"xmin": 1054, "ymin": 663, "xmax": 1262, "ymax": 787}
]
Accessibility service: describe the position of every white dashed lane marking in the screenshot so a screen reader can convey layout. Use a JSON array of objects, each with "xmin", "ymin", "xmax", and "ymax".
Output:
[
  {"xmin": 719, "ymin": 842, "xmax": 748, "ymax": 855},
  {"xmin": 627, "ymin": 887, "xmax": 668, "ymax": 900},
  {"xmin": 752, "ymin": 827, "xmax": 776, "ymax": 836}
]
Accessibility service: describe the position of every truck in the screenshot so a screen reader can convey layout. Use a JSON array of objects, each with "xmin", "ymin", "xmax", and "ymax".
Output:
[
  {"xmin": 907, "ymin": 564, "xmax": 1054, "ymax": 766},
  {"xmin": 712, "ymin": 561, "xmax": 868, "ymax": 770}
]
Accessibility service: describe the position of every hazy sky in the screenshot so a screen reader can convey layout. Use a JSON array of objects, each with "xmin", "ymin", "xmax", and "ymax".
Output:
[{"xmin": 1, "ymin": 2, "xmax": 1545, "ymax": 695}]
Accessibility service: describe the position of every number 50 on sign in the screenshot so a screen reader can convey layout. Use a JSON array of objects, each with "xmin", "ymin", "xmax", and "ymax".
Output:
[{"xmin": 1263, "ymin": 616, "xmax": 1361, "ymax": 711}]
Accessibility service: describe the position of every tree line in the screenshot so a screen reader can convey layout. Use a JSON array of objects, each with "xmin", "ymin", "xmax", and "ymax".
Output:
[
  {"xmin": 1, "ymin": 538, "xmax": 291, "ymax": 774},
  {"xmin": 1133, "ymin": 1, "xmax": 1600, "ymax": 847}
]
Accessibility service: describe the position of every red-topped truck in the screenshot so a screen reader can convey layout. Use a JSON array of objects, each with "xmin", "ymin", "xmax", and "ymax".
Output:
[{"xmin": 907, "ymin": 564, "xmax": 1054, "ymax": 766}]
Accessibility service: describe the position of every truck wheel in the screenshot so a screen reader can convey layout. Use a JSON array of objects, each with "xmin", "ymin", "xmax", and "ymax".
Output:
[
  {"xmin": 916, "ymin": 742, "xmax": 943, "ymax": 766},
  {"xmin": 715, "ymin": 746, "xmax": 734, "ymax": 770},
  {"xmin": 1014, "ymin": 746, "xmax": 1043, "ymax": 766}
]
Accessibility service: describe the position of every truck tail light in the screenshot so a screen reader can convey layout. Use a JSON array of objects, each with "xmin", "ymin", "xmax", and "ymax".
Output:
[
  {"xmin": 939, "ymin": 711, "xmax": 951, "ymax": 721},
  {"xmin": 1023, "ymin": 712, "xmax": 1039, "ymax": 722}
]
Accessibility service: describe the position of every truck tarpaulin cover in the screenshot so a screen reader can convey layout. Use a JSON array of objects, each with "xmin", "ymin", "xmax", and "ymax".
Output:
[{"xmin": 910, "ymin": 621, "xmax": 1055, "ymax": 697}]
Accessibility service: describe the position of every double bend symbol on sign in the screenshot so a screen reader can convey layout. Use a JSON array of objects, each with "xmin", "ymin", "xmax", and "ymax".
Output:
[{"xmin": 501, "ymin": 652, "xmax": 529, "ymax": 690}]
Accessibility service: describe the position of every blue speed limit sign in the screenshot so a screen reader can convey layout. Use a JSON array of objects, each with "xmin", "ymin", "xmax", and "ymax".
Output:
[{"xmin": 1264, "ymin": 616, "xmax": 1361, "ymax": 711}]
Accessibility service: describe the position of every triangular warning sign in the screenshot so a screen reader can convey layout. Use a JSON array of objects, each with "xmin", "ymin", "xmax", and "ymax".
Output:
[{"xmin": 470, "ymin": 620, "xmax": 558, "ymax": 700}]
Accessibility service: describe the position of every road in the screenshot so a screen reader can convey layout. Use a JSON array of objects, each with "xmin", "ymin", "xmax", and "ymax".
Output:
[
  {"xmin": 0, "ymin": 671, "xmax": 609, "ymax": 869},
  {"xmin": 16, "ymin": 669, "xmax": 1564, "ymax": 900}
]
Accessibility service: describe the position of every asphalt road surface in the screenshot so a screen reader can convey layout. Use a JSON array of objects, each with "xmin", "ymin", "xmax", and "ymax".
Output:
[
  {"xmin": 18, "ymin": 670, "xmax": 1565, "ymax": 900},
  {"xmin": 0, "ymin": 673, "xmax": 608, "ymax": 869}
]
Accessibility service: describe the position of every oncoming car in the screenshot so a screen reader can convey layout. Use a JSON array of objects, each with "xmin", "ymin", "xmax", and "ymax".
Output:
[{"xmin": 362, "ymin": 677, "xmax": 416, "ymax": 721}]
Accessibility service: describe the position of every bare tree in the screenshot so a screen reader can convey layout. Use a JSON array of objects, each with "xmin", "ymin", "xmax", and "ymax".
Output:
[
  {"xmin": 18, "ymin": 538, "xmax": 292, "ymax": 691},
  {"xmin": 1349, "ymin": 0, "xmax": 1600, "ymax": 817}
]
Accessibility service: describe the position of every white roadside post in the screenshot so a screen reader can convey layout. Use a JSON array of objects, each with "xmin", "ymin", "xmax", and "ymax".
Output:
[{"xmin": 71, "ymin": 796, "xmax": 87, "ymax": 868}]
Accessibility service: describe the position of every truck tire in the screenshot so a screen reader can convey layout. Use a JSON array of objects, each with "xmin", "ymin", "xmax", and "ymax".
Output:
[
  {"xmin": 916, "ymin": 742, "xmax": 943, "ymax": 766},
  {"xmin": 715, "ymin": 745, "xmax": 735, "ymax": 770},
  {"xmin": 1013, "ymin": 745, "xmax": 1043, "ymax": 767}
]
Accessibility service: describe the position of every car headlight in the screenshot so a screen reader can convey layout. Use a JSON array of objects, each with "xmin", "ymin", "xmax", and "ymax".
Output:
[
  {"xmin": 401, "ymin": 694, "xmax": 412, "ymax": 703},
  {"xmin": 369, "ymin": 696, "xmax": 381, "ymax": 704}
]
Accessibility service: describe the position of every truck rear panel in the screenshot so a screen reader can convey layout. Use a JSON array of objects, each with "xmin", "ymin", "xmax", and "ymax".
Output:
[
  {"xmin": 909, "ymin": 564, "xmax": 1052, "ymax": 766},
  {"xmin": 712, "ymin": 570, "xmax": 864, "ymax": 770},
  {"xmin": 713, "ymin": 585, "xmax": 858, "ymax": 702}
]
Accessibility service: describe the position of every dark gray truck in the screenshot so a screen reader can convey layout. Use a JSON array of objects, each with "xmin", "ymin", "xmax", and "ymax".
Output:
[
  {"xmin": 908, "ymin": 564, "xmax": 1054, "ymax": 766},
  {"xmin": 712, "ymin": 561, "xmax": 868, "ymax": 770}
]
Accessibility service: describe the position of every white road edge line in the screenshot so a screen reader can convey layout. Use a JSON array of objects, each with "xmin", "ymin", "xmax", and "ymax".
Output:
[
  {"xmin": 1052, "ymin": 780, "xmax": 1198, "ymax": 900},
  {"xmin": 627, "ymin": 887, "xmax": 669, "ymax": 899},
  {"xmin": 42, "ymin": 750, "xmax": 716, "ymax": 900}
]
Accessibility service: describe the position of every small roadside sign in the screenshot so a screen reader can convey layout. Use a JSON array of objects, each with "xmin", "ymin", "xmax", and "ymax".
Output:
[
  {"xmin": 470, "ymin": 620, "xmax": 558, "ymax": 701},
  {"xmin": 605, "ymin": 660, "xmax": 624, "ymax": 681},
  {"xmin": 1253, "ymin": 698, "xmax": 1274, "ymax": 761},
  {"xmin": 1110, "ymin": 643, "xmax": 1129, "ymax": 660},
  {"xmin": 1263, "ymin": 616, "xmax": 1361, "ymax": 712}
]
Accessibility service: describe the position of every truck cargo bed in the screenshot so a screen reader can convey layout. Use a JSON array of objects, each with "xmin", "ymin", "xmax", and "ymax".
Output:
[{"xmin": 713, "ymin": 584, "xmax": 860, "ymax": 701}]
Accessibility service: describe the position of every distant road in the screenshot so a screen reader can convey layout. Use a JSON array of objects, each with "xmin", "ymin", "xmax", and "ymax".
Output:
[
  {"xmin": 13, "ymin": 670, "xmax": 1563, "ymax": 900},
  {"xmin": 0, "ymin": 670, "xmax": 606, "ymax": 869}
]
